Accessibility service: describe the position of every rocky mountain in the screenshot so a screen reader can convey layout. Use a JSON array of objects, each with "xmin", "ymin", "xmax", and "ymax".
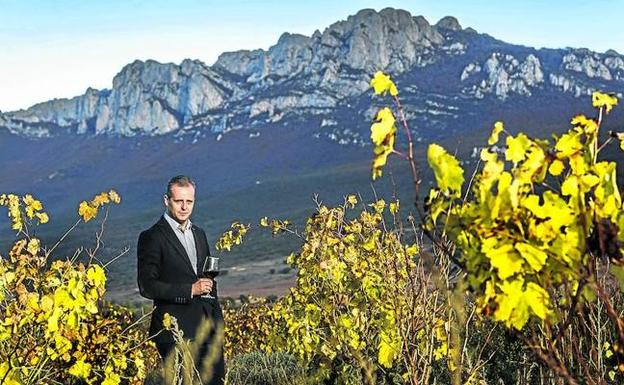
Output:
[{"xmin": 3, "ymin": 7, "xmax": 622, "ymax": 142}]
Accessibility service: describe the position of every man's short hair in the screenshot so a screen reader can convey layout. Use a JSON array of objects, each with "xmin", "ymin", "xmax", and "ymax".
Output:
[{"xmin": 166, "ymin": 175, "xmax": 196, "ymax": 198}]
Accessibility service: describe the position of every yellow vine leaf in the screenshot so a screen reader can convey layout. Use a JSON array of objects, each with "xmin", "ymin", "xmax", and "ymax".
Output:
[
  {"xmin": 102, "ymin": 371, "xmax": 121, "ymax": 385},
  {"xmin": 78, "ymin": 201, "xmax": 98, "ymax": 222},
  {"xmin": 216, "ymin": 222, "xmax": 250, "ymax": 251},
  {"xmin": 405, "ymin": 243, "xmax": 419, "ymax": 257},
  {"xmin": 369, "ymin": 199, "xmax": 386, "ymax": 213},
  {"xmin": 371, "ymin": 135, "xmax": 395, "ymax": 180},
  {"xmin": 91, "ymin": 192, "xmax": 110, "ymax": 207},
  {"xmin": 518, "ymin": 146, "xmax": 547, "ymax": 184},
  {"xmin": 346, "ymin": 195, "xmax": 358, "ymax": 208},
  {"xmin": 370, "ymin": 71, "xmax": 398, "ymax": 96},
  {"xmin": 69, "ymin": 359, "xmax": 92, "ymax": 380},
  {"xmin": 162, "ymin": 313, "xmax": 172, "ymax": 329},
  {"xmin": 378, "ymin": 331, "xmax": 399, "ymax": 368},
  {"xmin": 482, "ymin": 238, "xmax": 523, "ymax": 280},
  {"xmin": 23, "ymin": 194, "xmax": 43, "ymax": 217},
  {"xmin": 505, "ymin": 133, "xmax": 532, "ymax": 164},
  {"xmin": 427, "ymin": 144, "xmax": 464, "ymax": 198},
  {"xmin": 36, "ymin": 212, "xmax": 49, "ymax": 224},
  {"xmin": 555, "ymin": 132, "xmax": 583, "ymax": 158},
  {"xmin": 27, "ymin": 238, "xmax": 40, "ymax": 255},
  {"xmin": 370, "ymin": 107, "xmax": 397, "ymax": 180},
  {"xmin": 548, "ymin": 159, "xmax": 565, "ymax": 176},
  {"xmin": 592, "ymin": 91, "xmax": 618, "ymax": 113},
  {"xmin": 389, "ymin": 200, "xmax": 399, "ymax": 215},
  {"xmin": 525, "ymin": 282, "xmax": 552, "ymax": 321},
  {"xmin": 86, "ymin": 265, "xmax": 106, "ymax": 288},
  {"xmin": 494, "ymin": 279, "xmax": 551, "ymax": 330},
  {"xmin": 108, "ymin": 189, "xmax": 121, "ymax": 204},
  {"xmin": 515, "ymin": 242, "xmax": 547, "ymax": 271},
  {"xmin": 77, "ymin": 190, "xmax": 121, "ymax": 222},
  {"xmin": 0, "ymin": 362, "xmax": 20, "ymax": 385},
  {"xmin": 580, "ymin": 174, "xmax": 600, "ymax": 189},
  {"xmin": 370, "ymin": 108, "xmax": 396, "ymax": 146},
  {"xmin": 571, "ymin": 114, "xmax": 598, "ymax": 134},
  {"xmin": 494, "ymin": 279, "xmax": 527, "ymax": 329},
  {"xmin": 479, "ymin": 149, "xmax": 504, "ymax": 190},
  {"xmin": 47, "ymin": 307, "xmax": 63, "ymax": 333},
  {"xmin": 561, "ymin": 176, "xmax": 578, "ymax": 197},
  {"xmin": 488, "ymin": 121, "xmax": 504, "ymax": 145}
]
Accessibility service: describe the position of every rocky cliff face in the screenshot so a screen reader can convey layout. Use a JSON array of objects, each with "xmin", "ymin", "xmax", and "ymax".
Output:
[
  {"xmin": 93, "ymin": 59, "xmax": 235, "ymax": 135},
  {"xmin": 461, "ymin": 53, "xmax": 544, "ymax": 99},
  {"xmin": 215, "ymin": 8, "xmax": 445, "ymax": 88},
  {"xmin": 547, "ymin": 49, "xmax": 624, "ymax": 97},
  {"xmin": 4, "ymin": 59, "xmax": 235, "ymax": 136},
  {"xmin": 5, "ymin": 88, "xmax": 105, "ymax": 136},
  {"xmin": 2, "ymin": 7, "xmax": 623, "ymax": 139}
]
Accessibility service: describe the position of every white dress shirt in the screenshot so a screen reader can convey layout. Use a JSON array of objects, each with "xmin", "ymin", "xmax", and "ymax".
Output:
[{"xmin": 164, "ymin": 211, "xmax": 198, "ymax": 274}]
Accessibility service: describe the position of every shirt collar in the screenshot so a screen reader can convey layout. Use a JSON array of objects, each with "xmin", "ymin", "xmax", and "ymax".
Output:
[{"xmin": 164, "ymin": 211, "xmax": 192, "ymax": 232}]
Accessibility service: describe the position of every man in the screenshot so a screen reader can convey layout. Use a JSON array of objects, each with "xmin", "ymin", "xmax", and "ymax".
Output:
[{"xmin": 137, "ymin": 175, "xmax": 225, "ymax": 384}]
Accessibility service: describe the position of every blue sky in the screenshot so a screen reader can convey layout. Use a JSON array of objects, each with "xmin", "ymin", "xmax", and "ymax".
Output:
[{"xmin": 1, "ymin": 0, "xmax": 623, "ymax": 111}]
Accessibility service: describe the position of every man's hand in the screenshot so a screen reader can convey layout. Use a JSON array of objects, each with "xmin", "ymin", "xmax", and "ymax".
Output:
[{"xmin": 192, "ymin": 278, "xmax": 213, "ymax": 296}]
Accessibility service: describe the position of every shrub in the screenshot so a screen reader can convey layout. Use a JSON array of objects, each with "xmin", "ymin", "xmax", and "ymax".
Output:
[
  {"xmin": 226, "ymin": 352, "xmax": 306, "ymax": 385},
  {"xmin": 370, "ymin": 70, "xmax": 624, "ymax": 383},
  {"xmin": 223, "ymin": 297, "xmax": 276, "ymax": 360},
  {"xmin": 222, "ymin": 197, "xmax": 501, "ymax": 385},
  {"xmin": 0, "ymin": 191, "xmax": 160, "ymax": 385}
]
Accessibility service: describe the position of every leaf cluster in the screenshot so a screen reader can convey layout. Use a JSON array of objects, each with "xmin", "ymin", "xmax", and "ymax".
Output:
[{"xmin": 0, "ymin": 193, "xmax": 158, "ymax": 385}]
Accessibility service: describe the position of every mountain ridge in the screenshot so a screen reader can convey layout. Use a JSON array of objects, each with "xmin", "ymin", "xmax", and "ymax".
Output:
[{"xmin": 4, "ymin": 7, "xmax": 622, "ymax": 141}]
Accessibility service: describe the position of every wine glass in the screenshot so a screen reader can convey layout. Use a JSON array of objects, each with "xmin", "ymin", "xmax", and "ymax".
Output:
[{"xmin": 201, "ymin": 256, "xmax": 219, "ymax": 299}]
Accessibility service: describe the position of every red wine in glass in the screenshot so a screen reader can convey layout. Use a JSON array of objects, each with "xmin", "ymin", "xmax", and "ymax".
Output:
[{"xmin": 202, "ymin": 256, "xmax": 219, "ymax": 298}]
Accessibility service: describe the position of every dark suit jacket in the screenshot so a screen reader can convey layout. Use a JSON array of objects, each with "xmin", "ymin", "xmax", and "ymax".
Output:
[{"xmin": 137, "ymin": 216, "xmax": 222, "ymax": 345}]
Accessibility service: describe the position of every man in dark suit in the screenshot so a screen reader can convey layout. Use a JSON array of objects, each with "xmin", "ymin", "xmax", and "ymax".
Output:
[{"xmin": 137, "ymin": 175, "xmax": 225, "ymax": 384}]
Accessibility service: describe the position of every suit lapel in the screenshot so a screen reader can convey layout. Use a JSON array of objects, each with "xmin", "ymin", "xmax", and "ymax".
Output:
[
  {"xmin": 192, "ymin": 225, "xmax": 206, "ymax": 274},
  {"xmin": 156, "ymin": 217, "xmax": 196, "ymax": 275}
]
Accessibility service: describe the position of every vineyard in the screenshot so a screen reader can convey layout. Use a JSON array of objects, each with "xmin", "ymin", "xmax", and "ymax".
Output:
[{"xmin": 1, "ymin": 73, "xmax": 623, "ymax": 384}]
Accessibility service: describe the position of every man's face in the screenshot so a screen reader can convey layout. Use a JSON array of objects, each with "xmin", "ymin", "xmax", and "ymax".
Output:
[{"xmin": 164, "ymin": 184, "xmax": 195, "ymax": 224}]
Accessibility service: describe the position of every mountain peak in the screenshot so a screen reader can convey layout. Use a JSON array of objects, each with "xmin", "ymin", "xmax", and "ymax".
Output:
[
  {"xmin": 214, "ymin": 7, "xmax": 445, "ymax": 84},
  {"xmin": 435, "ymin": 16, "xmax": 462, "ymax": 31},
  {"xmin": 276, "ymin": 32, "xmax": 310, "ymax": 45}
]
